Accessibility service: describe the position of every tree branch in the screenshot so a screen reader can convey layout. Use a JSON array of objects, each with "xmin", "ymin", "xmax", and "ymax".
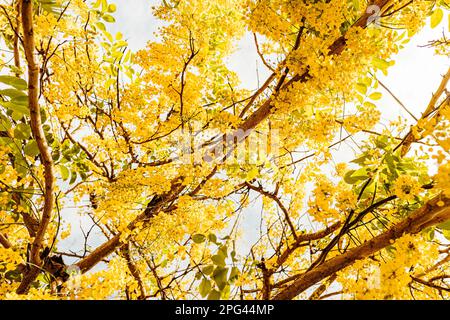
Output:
[
  {"xmin": 272, "ymin": 194, "xmax": 450, "ymax": 300},
  {"xmin": 245, "ymin": 182, "xmax": 298, "ymax": 239},
  {"xmin": 121, "ymin": 243, "xmax": 147, "ymax": 300},
  {"xmin": 16, "ymin": 0, "xmax": 56, "ymax": 294},
  {"xmin": 0, "ymin": 231, "xmax": 12, "ymax": 249},
  {"xmin": 308, "ymin": 274, "xmax": 337, "ymax": 300},
  {"xmin": 399, "ymin": 67, "xmax": 450, "ymax": 156},
  {"xmin": 64, "ymin": 0, "xmax": 397, "ymax": 277},
  {"xmin": 274, "ymin": 222, "xmax": 341, "ymax": 272}
]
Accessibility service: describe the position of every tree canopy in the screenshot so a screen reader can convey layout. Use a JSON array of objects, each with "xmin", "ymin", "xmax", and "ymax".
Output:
[{"xmin": 0, "ymin": 0, "xmax": 449, "ymax": 300}]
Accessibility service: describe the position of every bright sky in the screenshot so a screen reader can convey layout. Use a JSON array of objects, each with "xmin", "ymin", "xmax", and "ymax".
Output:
[
  {"xmin": 108, "ymin": 0, "xmax": 449, "ymax": 108},
  {"xmin": 60, "ymin": 1, "xmax": 449, "ymax": 268}
]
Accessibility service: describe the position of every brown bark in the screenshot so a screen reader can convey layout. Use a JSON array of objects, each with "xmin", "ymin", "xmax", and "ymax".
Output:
[
  {"xmin": 16, "ymin": 0, "xmax": 55, "ymax": 294},
  {"xmin": 272, "ymin": 195, "xmax": 450, "ymax": 300},
  {"xmin": 76, "ymin": 235, "xmax": 121, "ymax": 274},
  {"xmin": 75, "ymin": 179, "xmax": 184, "ymax": 274},
  {"xmin": 239, "ymin": 0, "xmax": 392, "ymax": 132},
  {"xmin": 308, "ymin": 274, "xmax": 337, "ymax": 300},
  {"xmin": 69, "ymin": 0, "xmax": 396, "ymax": 277},
  {"xmin": 400, "ymin": 67, "xmax": 450, "ymax": 156},
  {"xmin": 121, "ymin": 243, "xmax": 147, "ymax": 300},
  {"xmin": 275, "ymin": 222, "xmax": 341, "ymax": 269},
  {"xmin": 0, "ymin": 231, "xmax": 12, "ymax": 249}
]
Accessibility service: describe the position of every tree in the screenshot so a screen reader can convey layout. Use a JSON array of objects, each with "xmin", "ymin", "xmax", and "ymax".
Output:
[{"xmin": 0, "ymin": 0, "xmax": 449, "ymax": 300}]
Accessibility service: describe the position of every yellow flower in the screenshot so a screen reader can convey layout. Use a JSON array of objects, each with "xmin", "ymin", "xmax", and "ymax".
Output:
[
  {"xmin": 435, "ymin": 162, "xmax": 450, "ymax": 197},
  {"xmin": 392, "ymin": 175, "xmax": 421, "ymax": 201}
]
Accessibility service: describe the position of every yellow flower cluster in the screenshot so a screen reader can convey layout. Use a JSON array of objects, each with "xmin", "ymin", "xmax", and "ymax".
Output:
[
  {"xmin": 434, "ymin": 162, "xmax": 450, "ymax": 197},
  {"xmin": 74, "ymin": 257, "xmax": 129, "ymax": 299},
  {"xmin": 392, "ymin": 175, "xmax": 422, "ymax": 201},
  {"xmin": 0, "ymin": 247, "xmax": 23, "ymax": 271},
  {"xmin": 308, "ymin": 175, "xmax": 340, "ymax": 224},
  {"xmin": 338, "ymin": 233, "xmax": 440, "ymax": 299}
]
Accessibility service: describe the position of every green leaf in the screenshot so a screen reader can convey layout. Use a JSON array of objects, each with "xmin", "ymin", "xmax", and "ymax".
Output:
[
  {"xmin": 229, "ymin": 266, "xmax": 240, "ymax": 282},
  {"xmin": 364, "ymin": 101, "xmax": 376, "ymax": 109},
  {"xmin": 0, "ymin": 75, "xmax": 27, "ymax": 90},
  {"xmin": 13, "ymin": 123, "xmax": 31, "ymax": 140},
  {"xmin": 212, "ymin": 267, "xmax": 228, "ymax": 291},
  {"xmin": 1, "ymin": 101, "xmax": 29, "ymax": 116},
  {"xmin": 430, "ymin": 8, "xmax": 444, "ymax": 28},
  {"xmin": 372, "ymin": 58, "xmax": 394, "ymax": 75},
  {"xmin": 24, "ymin": 140, "xmax": 39, "ymax": 157},
  {"xmin": 372, "ymin": 57, "xmax": 389, "ymax": 70},
  {"xmin": 355, "ymin": 83, "xmax": 367, "ymax": 95},
  {"xmin": 202, "ymin": 265, "xmax": 214, "ymax": 275},
  {"xmin": 96, "ymin": 21, "xmax": 106, "ymax": 32},
  {"xmin": 369, "ymin": 92, "xmax": 382, "ymax": 100},
  {"xmin": 59, "ymin": 165, "xmax": 70, "ymax": 181},
  {"xmin": 218, "ymin": 245, "xmax": 228, "ymax": 257},
  {"xmin": 351, "ymin": 154, "xmax": 369, "ymax": 165},
  {"xmin": 93, "ymin": 0, "xmax": 101, "ymax": 8},
  {"xmin": 344, "ymin": 168, "xmax": 368, "ymax": 184},
  {"xmin": 199, "ymin": 278, "xmax": 211, "ymax": 298},
  {"xmin": 351, "ymin": 168, "xmax": 369, "ymax": 180},
  {"xmin": 5, "ymin": 269, "xmax": 22, "ymax": 281},
  {"xmin": 344, "ymin": 170, "xmax": 358, "ymax": 184},
  {"xmin": 422, "ymin": 227, "xmax": 435, "ymax": 241},
  {"xmin": 102, "ymin": 14, "xmax": 115, "ymax": 23},
  {"xmin": 0, "ymin": 88, "xmax": 27, "ymax": 98},
  {"xmin": 375, "ymin": 135, "xmax": 389, "ymax": 149},
  {"xmin": 208, "ymin": 233, "xmax": 217, "ymax": 244},
  {"xmin": 192, "ymin": 233, "xmax": 206, "ymax": 243},
  {"xmin": 437, "ymin": 220, "xmax": 450, "ymax": 231},
  {"xmin": 11, "ymin": 95, "xmax": 28, "ymax": 106},
  {"xmin": 211, "ymin": 253, "xmax": 226, "ymax": 267},
  {"xmin": 69, "ymin": 170, "xmax": 77, "ymax": 184},
  {"xmin": 385, "ymin": 153, "xmax": 396, "ymax": 175},
  {"xmin": 443, "ymin": 229, "xmax": 450, "ymax": 241},
  {"xmin": 230, "ymin": 250, "xmax": 237, "ymax": 261},
  {"xmin": 245, "ymin": 167, "xmax": 259, "ymax": 181},
  {"xmin": 14, "ymin": 157, "xmax": 28, "ymax": 176},
  {"xmin": 361, "ymin": 180, "xmax": 376, "ymax": 197},
  {"xmin": 37, "ymin": 0, "xmax": 64, "ymax": 16},
  {"xmin": 0, "ymin": 137, "xmax": 14, "ymax": 146},
  {"xmin": 207, "ymin": 289, "xmax": 221, "ymax": 300},
  {"xmin": 52, "ymin": 148, "xmax": 61, "ymax": 162}
]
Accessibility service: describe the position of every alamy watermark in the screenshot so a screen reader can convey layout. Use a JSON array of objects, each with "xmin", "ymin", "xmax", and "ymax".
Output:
[{"xmin": 149, "ymin": 127, "xmax": 281, "ymax": 166}]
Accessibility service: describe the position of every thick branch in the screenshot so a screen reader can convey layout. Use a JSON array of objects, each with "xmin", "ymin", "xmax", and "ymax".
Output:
[
  {"xmin": 75, "ymin": 235, "xmax": 120, "ymax": 274},
  {"xmin": 17, "ymin": 0, "xmax": 55, "ymax": 294},
  {"xmin": 272, "ymin": 195, "xmax": 450, "ymax": 300},
  {"xmin": 400, "ymin": 67, "xmax": 450, "ymax": 156},
  {"xmin": 239, "ymin": 0, "xmax": 392, "ymax": 132},
  {"xmin": 121, "ymin": 243, "xmax": 147, "ymax": 300},
  {"xmin": 308, "ymin": 274, "xmax": 337, "ymax": 300},
  {"xmin": 0, "ymin": 231, "xmax": 12, "ymax": 249},
  {"xmin": 68, "ymin": 0, "xmax": 396, "ymax": 276},
  {"xmin": 275, "ymin": 222, "xmax": 341, "ymax": 270},
  {"xmin": 75, "ymin": 180, "xmax": 184, "ymax": 274}
]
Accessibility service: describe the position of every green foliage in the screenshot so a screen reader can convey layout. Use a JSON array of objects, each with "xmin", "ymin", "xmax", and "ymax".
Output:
[
  {"xmin": 192, "ymin": 233, "xmax": 240, "ymax": 299},
  {"xmin": 342, "ymin": 134, "xmax": 431, "ymax": 231}
]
